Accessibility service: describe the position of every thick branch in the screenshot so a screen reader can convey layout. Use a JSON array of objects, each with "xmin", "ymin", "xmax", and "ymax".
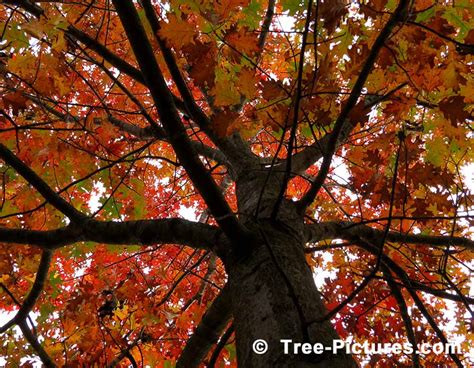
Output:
[
  {"xmin": 12, "ymin": 94, "xmax": 229, "ymax": 169},
  {"xmin": 407, "ymin": 20, "xmax": 474, "ymax": 55},
  {"xmin": 356, "ymin": 240, "xmax": 463, "ymax": 367},
  {"xmin": 3, "ymin": 0, "xmax": 43, "ymax": 17},
  {"xmin": 0, "ymin": 219, "xmax": 222, "ymax": 251},
  {"xmin": 296, "ymin": 0, "xmax": 409, "ymax": 211},
  {"xmin": 271, "ymin": 0, "xmax": 313, "ymax": 219},
  {"xmin": 4, "ymin": 0, "xmax": 253, "ymax": 174},
  {"xmin": 140, "ymin": 0, "xmax": 208, "ymax": 126},
  {"xmin": 176, "ymin": 284, "xmax": 232, "ymax": 368},
  {"xmin": 66, "ymin": 27, "xmax": 145, "ymax": 85},
  {"xmin": 107, "ymin": 328, "xmax": 144, "ymax": 368},
  {"xmin": 305, "ymin": 221, "xmax": 474, "ymax": 251},
  {"xmin": 290, "ymin": 118, "xmax": 353, "ymax": 175},
  {"xmin": 0, "ymin": 226, "xmax": 81, "ymax": 249},
  {"xmin": 382, "ymin": 265, "xmax": 420, "ymax": 368},
  {"xmin": 207, "ymin": 324, "xmax": 234, "ymax": 368},
  {"xmin": 65, "ymin": 27, "xmax": 187, "ymax": 113},
  {"xmin": 108, "ymin": 116, "xmax": 230, "ymax": 168},
  {"xmin": 0, "ymin": 144, "xmax": 87, "ymax": 222},
  {"xmin": 107, "ymin": 115, "xmax": 163, "ymax": 139},
  {"xmin": 111, "ymin": 0, "xmax": 253, "ymax": 254},
  {"xmin": 141, "ymin": 0, "xmax": 256, "ymax": 171},
  {"xmin": 304, "ymin": 240, "xmax": 474, "ymax": 304},
  {"xmin": 84, "ymin": 219, "xmax": 221, "ymax": 250},
  {"xmin": 405, "ymin": 282, "xmax": 474, "ymax": 305},
  {"xmin": 24, "ymin": 93, "xmax": 79, "ymax": 124},
  {"xmin": 363, "ymin": 241, "xmax": 474, "ymax": 306}
]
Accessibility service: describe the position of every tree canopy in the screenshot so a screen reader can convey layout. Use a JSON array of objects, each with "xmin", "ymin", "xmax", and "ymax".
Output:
[{"xmin": 0, "ymin": 0, "xmax": 473, "ymax": 367}]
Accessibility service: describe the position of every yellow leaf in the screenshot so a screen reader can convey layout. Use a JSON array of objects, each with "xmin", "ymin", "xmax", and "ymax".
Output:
[
  {"xmin": 0, "ymin": 274, "xmax": 9, "ymax": 283},
  {"xmin": 52, "ymin": 33, "xmax": 67, "ymax": 54},
  {"xmin": 427, "ymin": 202, "xmax": 438, "ymax": 215},
  {"xmin": 22, "ymin": 21, "xmax": 43, "ymax": 39},
  {"xmin": 114, "ymin": 304, "xmax": 129, "ymax": 320},
  {"xmin": 24, "ymin": 276, "xmax": 35, "ymax": 283},
  {"xmin": 54, "ymin": 75, "xmax": 71, "ymax": 96},
  {"xmin": 211, "ymin": 81, "xmax": 241, "ymax": 107},
  {"xmin": 236, "ymin": 68, "xmax": 256, "ymax": 99},
  {"xmin": 7, "ymin": 53, "xmax": 36, "ymax": 78},
  {"xmin": 441, "ymin": 63, "xmax": 459, "ymax": 90}
]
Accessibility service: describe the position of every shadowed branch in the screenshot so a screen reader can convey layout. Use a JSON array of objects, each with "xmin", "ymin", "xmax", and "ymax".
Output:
[{"xmin": 176, "ymin": 284, "xmax": 232, "ymax": 368}]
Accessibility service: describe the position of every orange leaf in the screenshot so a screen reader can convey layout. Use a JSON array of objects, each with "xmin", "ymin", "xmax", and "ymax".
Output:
[{"xmin": 159, "ymin": 15, "xmax": 196, "ymax": 49}]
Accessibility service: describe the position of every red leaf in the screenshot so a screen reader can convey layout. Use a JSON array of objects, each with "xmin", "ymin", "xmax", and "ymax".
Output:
[{"xmin": 1, "ymin": 92, "xmax": 28, "ymax": 116}]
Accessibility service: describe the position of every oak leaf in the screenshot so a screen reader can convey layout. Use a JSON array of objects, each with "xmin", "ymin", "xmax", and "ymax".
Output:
[{"xmin": 159, "ymin": 15, "xmax": 196, "ymax": 49}]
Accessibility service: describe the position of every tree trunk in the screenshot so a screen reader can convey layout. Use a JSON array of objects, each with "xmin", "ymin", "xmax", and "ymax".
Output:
[{"xmin": 227, "ymin": 217, "xmax": 357, "ymax": 367}]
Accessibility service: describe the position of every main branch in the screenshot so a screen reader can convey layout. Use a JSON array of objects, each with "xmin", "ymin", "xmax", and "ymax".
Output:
[
  {"xmin": 305, "ymin": 221, "xmax": 474, "ymax": 251},
  {"xmin": 0, "ymin": 218, "xmax": 222, "ymax": 251},
  {"xmin": 140, "ymin": 0, "xmax": 257, "ymax": 172},
  {"xmin": 111, "ymin": 0, "xmax": 253, "ymax": 254}
]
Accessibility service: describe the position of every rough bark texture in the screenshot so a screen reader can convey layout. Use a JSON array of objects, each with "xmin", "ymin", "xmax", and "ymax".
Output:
[
  {"xmin": 228, "ymin": 236, "xmax": 356, "ymax": 366},
  {"xmin": 227, "ymin": 179, "xmax": 356, "ymax": 367}
]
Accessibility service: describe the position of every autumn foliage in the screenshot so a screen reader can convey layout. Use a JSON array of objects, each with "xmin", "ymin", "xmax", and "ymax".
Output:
[{"xmin": 0, "ymin": 0, "xmax": 473, "ymax": 367}]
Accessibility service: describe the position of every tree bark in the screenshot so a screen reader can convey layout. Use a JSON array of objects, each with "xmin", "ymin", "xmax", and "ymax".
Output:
[{"xmin": 227, "ymin": 204, "xmax": 356, "ymax": 367}]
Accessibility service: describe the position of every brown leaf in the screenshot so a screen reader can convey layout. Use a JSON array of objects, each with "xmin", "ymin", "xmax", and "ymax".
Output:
[
  {"xmin": 464, "ymin": 29, "xmax": 474, "ymax": 44},
  {"xmin": 182, "ymin": 40, "xmax": 217, "ymax": 88},
  {"xmin": 428, "ymin": 14, "xmax": 456, "ymax": 36},
  {"xmin": 212, "ymin": 110, "xmax": 239, "ymax": 136},
  {"xmin": 261, "ymin": 80, "xmax": 284, "ymax": 100},
  {"xmin": 224, "ymin": 27, "xmax": 259, "ymax": 57},
  {"xmin": 319, "ymin": 0, "xmax": 348, "ymax": 34},
  {"xmin": 348, "ymin": 100, "xmax": 369, "ymax": 127},
  {"xmin": 438, "ymin": 96, "xmax": 471, "ymax": 126}
]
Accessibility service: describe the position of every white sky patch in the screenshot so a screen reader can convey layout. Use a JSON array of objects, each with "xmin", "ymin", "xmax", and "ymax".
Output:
[
  {"xmin": 460, "ymin": 163, "xmax": 474, "ymax": 188},
  {"xmin": 331, "ymin": 154, "xmax": 357, "ymax": 195},
  {"xmin": 277, "ymin": 13, "xmax": 295, "ymax": 34},
  {"xmin": 179, "ymin": 205, "xmax": 198, "ymax": 221},
  {"xmin": 73, "ymin": 257, "xmax": 92, "ymax": 279},
  {"xmin": 87, "ymin": 181, "xmax": 106, "ymax": 213},
  {"xmin": 313, "ymin": 252, "xmax": 336, "ymax": 289}
]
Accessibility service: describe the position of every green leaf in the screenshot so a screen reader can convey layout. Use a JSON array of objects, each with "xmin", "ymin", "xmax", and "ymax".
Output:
[
  {"xmin": 5, "ymin": 24, "xmax": 29, "ymax": 47},
  {"xmin": 301, "ymin": 125, "xmax": 313, "ymax": 139},
  {"xmin": 282, "ymin": 0, "xmax": 305, "ymax": 16},
  {"xmin": 226, "ymin": 343, "xmax": 237, "ymax": 361},
  {"xmin": 49, "ymin": 271, "xmax": 63, "ymax": 298},
  {"xmin": 385, "ymin": 0, "xmax": 398, "ymax": 12},
  {"xmin": 70, "ymin": 242, "xmax": 95, "ymax": 258},
  {"xmin": 425, "ymin": 136, "xmax": 447, "ymax": 167},
  {"xmin": 415, "ymin": 7, "xmax": 435, "ymax": 23},
  {"xmin": 241, "ymin": 0, "xmax": 262, "ymax": 29},
  {"xmin": 37, "ymin": 303, "xmax": 54, "ymax": 324},
  {"xmin": 273, "ymin": 128, "xmax": 284, "ymax": 139},
  {"xmin": 442, "ymin": 6, "xmax": 471, "ymax": 40},
  {"xmin": 163, "ymin": 360, "xmax": 175, "ymax": 368}
]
